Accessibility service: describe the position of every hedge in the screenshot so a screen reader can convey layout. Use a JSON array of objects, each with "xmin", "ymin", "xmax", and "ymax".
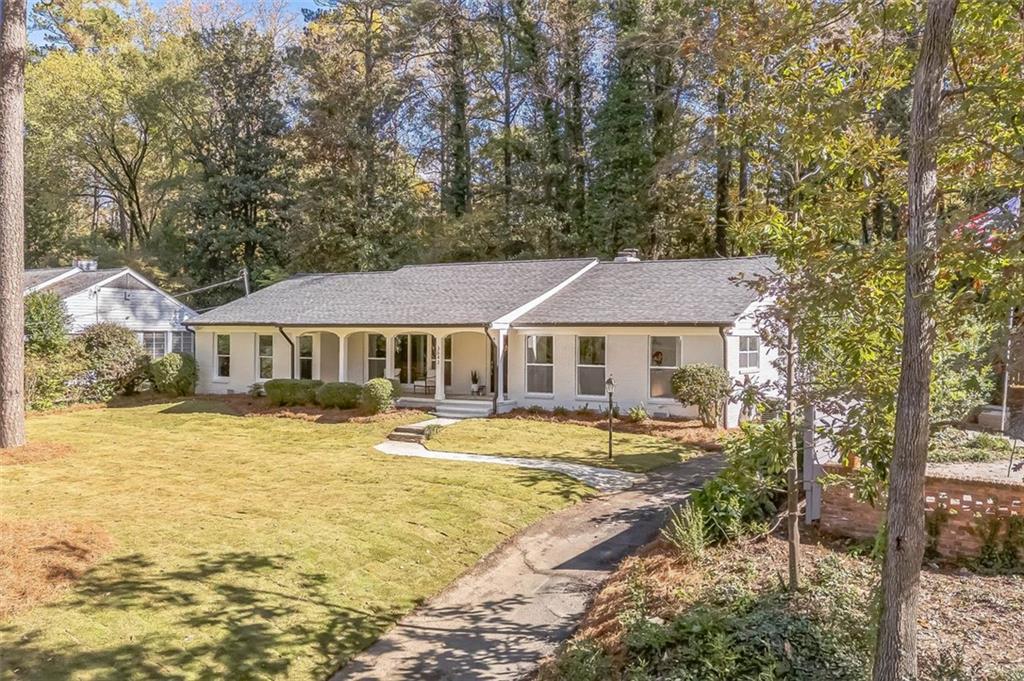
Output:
[
  {"xmin": 315, "ymin": 382, "xmax": 362, "ymax": 409},
  {"xmin": 150, "ymin": 353, "xmax": 198, "ymax": 396},
  {"xmin": 73, "ymin": 323, "xmax": 150, "ymax": 401},
  {"xmin": 361, "ymin": 378, "xmax": 395, "ymax": 414},
  {"xmin": 265, "ymin": 378, "xmax": 324, "ymax": 406}
]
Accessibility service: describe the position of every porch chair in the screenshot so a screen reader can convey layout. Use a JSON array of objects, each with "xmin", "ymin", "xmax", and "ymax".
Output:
[{"xmin": 414, "ymin": 368, "xmax": 437, "ymax": 395}]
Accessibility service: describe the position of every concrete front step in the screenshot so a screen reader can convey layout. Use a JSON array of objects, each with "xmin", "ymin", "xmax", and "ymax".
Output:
[{"xmin": 388, "ymin": 432, "xmax": 424, "ymax": 443}]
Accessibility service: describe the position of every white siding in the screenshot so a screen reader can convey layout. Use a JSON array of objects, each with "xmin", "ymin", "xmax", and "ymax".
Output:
[{"xmin": 64, "ymin": 287, "xmax": 190, "ymax": 334}]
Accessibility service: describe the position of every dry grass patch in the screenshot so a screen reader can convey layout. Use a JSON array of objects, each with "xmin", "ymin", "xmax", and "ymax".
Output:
[
  {"xmin": 0, "ymin": 442, "xmax": 74, "ymax": 466},
  {"xmin": 0, "ymin": 519, "xmax": 113, "ymax": 619}
]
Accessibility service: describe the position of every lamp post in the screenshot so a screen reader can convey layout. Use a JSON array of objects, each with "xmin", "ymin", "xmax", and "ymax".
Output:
[{"xmin": 605, "ymin": 375, "xmax": 615, "ymax": 460}]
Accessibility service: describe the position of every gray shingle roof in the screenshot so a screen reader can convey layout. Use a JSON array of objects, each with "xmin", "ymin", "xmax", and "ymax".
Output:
[
  {"xmin": 514, "ymin": 257, "xmax": 774, "ymax": 326},
  {"xmin": 45, "ymin": 269, "xmax": 127, "ymax": 298},
  {"xmin": 23, "ymin": 268, "xmax": 70, "ymax": 291},
  {"xmin": 188, "ymin": 259, "xmax": 598, "ymax": 327}
]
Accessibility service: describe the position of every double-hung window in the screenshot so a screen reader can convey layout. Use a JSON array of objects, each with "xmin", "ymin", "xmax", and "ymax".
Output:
[
  {"xmin": 649, "ymin": 336, "xmax": 680, "ymax": 398},
  {"xmin": 141, "ymin": 331, "xmax": 166, "ymax": 358},
  {"xmin": 171, "ymin": 331, "xmax": 193, "ymax": 356},
  {"xmin": 257, "ymin": 334, "xmax": 274, "ymax": 380},
  {"xmin": 216, "ymin": 334, "xmax": 231, "ymax": 377},
  {"xmin": 525, "ymin": 335, "xmax": 553, "ymax": 394},
  {"xmin": 367, "ymin": 333, "xmax": 387, "ymax": 379},
  {"xmin": 739, "ymin": 336, "xmax": 760, "ymax": 371},
  {"xmin": 576, "ymin": 336, "xmax": 606, "ymax": 397},
  {"xmin": 298, "ymin": 335, "xmax": 314, "ymax": 380}
]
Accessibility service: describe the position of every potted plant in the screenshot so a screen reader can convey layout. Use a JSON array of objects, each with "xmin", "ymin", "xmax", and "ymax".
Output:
[{"xmin": 470, "ymin": 370, "xmax": 480, "ymax": 394}]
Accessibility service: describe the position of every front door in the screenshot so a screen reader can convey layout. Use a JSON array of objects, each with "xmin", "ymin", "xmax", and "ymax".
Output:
[{"xmin": 393, "ymin": 334, "xmax": 429, "ymax": 385}]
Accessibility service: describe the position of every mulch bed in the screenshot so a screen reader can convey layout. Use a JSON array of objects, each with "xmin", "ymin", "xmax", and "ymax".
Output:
[
  {"xmin": 496, "ymin": 408, "xmax": 725, "ymax": 450},
  {"xmin": 0, "ymin": 519, "xmax": 114, "ymax": 620},
  {"xmin": 0, "ymin": 442, "xmax": 74, "ymax": 466},
  {"xmin": 209, "ymin": 395, "xmax": 427, "ymax": 424},
  {"xmin": 550, "ymin": 530, "xmax": 1023, "ymax": 677}
]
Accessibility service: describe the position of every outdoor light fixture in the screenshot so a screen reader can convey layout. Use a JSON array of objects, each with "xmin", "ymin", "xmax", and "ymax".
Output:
[{"xmin": 605, "ymin": 376, "xmax": 615, "ymax": 460}]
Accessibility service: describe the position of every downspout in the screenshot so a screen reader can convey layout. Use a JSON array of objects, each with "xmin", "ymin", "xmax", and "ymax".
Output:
[
  {"xmin": 719, "ymin": 326, "xmax": 730, "ymax": 429},
  {"xmin": 278, "ymin": 326, "xmax": 295, "ymax": 379}
]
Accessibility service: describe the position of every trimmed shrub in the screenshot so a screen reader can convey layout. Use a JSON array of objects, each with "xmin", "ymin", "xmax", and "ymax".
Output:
[
  {"xmin": 671, "ymin": 363, "xmax": 732, "ymax": 428},
  {"xmin": 265, "ymin": 378, "xmax": 323, "ymax": 406},
  {"xmin": 315, "ymin": 381, "xmax": 362, "ymax": 409},
  {"xmin": 24, "ymin": 351, "xmax": 83, "ymax": 410},
  {"xmin": 361, "ymin": 377, "xmax": 395, "ymax": 414},
  {"xmin": 73, "ymin": 323, "xmax": 150, "ymax": 401},
  {"xmin": 150, "ymin": 353, "xmax": 198, "ymax": 396},
  {"xmin": 628, "ymin": 403, "xmax": 649, "ymax": 423}
]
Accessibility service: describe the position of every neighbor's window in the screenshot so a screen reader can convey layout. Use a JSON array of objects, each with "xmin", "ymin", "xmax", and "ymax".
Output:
[
  {"xmin": 298, "ymin": 335, "xmax": 314, "ymax": 380},
  {"xmin": 576, "ymin": 336, "xmax": 606, "ymax": 396},
  {"xmin": 171, "ymin": 331, "xmax": 193, "ymax": 356},
  {"xmin": 649, "ymin": 336, "xmax": 680, "ymax": 398},
  {"xmin": 526, "ymin": 335, "xmax": 554, "ymax": 394},
  {"xmin": 368, "ymin": 333, "xmax": 386, "ymax": 379},
  {"xmin": 216, "ymin": 334, "xmax": 231, "ymax": 377},
  {"xmin": 739, "ymin": 336, "xmax": 760, "ymax": 370},
  {"xmin": 141, "ymin": 331, "xmax": 166, "ymax": 358},
  {"xmin": 258, "ymin": 334, "xmax": 274, "ymax": 380}
]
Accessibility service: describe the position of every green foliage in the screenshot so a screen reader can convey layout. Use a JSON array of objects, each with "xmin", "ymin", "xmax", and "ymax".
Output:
[
  {"xmin": 264, "ymin": 379, "xmax": 324, "ymax": 407},
  {"xmin": 670, "ymin": 419, "xmax": 789, "ymax": 549},
  {"xmin": 618, "ymin": 557, "xmax": 873, "ymax": 680},
  {"xmin": 248, "ymin": 382, "xmax": 265, "ymax": 398},
  {"xmin": 24, "ymin": 351, "xmax": 84, "ymax": 411},
  {"xmin": 671, "ymin": 364, "xmax": 731, "ymax": 428},
  {"xmin": 361, "ymin": 378, "xmax": 395, "ymax": 414},
  {"xmin": 975, "ymin": 516, "xmax": 1023, "ymax": 573},
  {"xmin": 662, "ymin": 503, "xmax": 707, "ymax": 562},
  {"xmin": 627, "ymin": 403, "xmax": 649, "ymax": 423},
  {"xmin": 541, "ymin": 640, "xmax": 612, "ymax": 681},
  {"xmin": 24, "ymin": 291, "xmax": 71, "ymax": 355},
  {"xmin": 150, "ymin": 353, "xmax": 198, "ymax": 397},
  {"xmin": 422, "ymin": 424, "xmax": 444, "ymax": 441},
  {"xmin": 931, "ymin": 314, "xmax": 998, "ymax": 422},
  {"xmin": 315, "ymin": 382, "xmax": 362, "ymax": 409},
  {"xmin": 929, "ymin": 428, "xmax": 1012, "ymax": 463},
  {"xmin": 73, "ymin": 323, "xmax": 150, "ymax": 401}
]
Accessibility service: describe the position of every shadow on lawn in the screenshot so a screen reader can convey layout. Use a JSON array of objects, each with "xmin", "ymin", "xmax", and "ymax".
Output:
[{"xmin": 2, "ymin": 550, "xmax": 403, "ymax": 680}]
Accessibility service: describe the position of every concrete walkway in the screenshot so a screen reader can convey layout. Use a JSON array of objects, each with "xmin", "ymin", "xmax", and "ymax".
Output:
[
  {"xmin": 332, "ymin": 454, "xmax": 723, "ymax": 681},
  {"xmin": 375, "ymin": 440, "xmax": 645, "ymax": 493}
]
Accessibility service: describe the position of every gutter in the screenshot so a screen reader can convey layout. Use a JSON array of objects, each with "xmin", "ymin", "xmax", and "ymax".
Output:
[{"xmin": 277, "ymin": 326, "xmax": 295, "ymax": 379}]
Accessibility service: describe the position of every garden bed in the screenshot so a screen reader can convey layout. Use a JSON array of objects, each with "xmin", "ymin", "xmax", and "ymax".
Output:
[{"xmin": 538, "ymin": 531, "xmax": 1023, "ymax": 680}]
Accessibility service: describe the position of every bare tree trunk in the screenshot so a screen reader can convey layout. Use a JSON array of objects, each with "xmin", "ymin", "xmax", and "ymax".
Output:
[
  {"xmin": 873, "ymin": 2, "xmax": 958, "ymax": 678},
  {"xmin": 0, "ymin": 0, "xmax": 27, "ymax": 449},
  {"xmin": 714, "ymin": 85, "xmax": 731, "ymax": 257},
  {"xmin": 785, "ymin": 318, "xmax": 800, "ymax": 592}
]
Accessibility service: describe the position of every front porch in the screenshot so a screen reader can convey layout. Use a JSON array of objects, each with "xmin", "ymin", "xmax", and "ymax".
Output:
[{"xmin": 395, "ymin": 392, "xmax": 518, "ymax": 419}]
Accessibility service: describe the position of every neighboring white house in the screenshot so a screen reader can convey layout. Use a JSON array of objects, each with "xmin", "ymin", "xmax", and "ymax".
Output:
[
  {"xmin": 23, "ymin": 259, "xmax": 196, "ymax": 358},
  {"xmin": 186, "ymin": 252, "xmax": 777, "ymax": 424}
]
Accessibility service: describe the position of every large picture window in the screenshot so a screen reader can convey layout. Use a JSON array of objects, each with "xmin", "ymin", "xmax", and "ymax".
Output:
[
  {"xmin": 649, "ymin": 336, "xmax": 680, "ymax": 398},
  {"xmin": 298, "ymin": 335, "xmax": 314, "ymax": 380},
  {"xmin": 258, "ymin": 334, "xmax": 274, "ymax": 379},
  {"xmin": 526, "ymin": 335, "xmax": 553, "ymax": 394},
  {"xmin": 141, "ymin": 331, "xmax": 166, "ymax": 358},
  {"xmin": 216, "ymin": 334, "xmax": 231, "ymax": 377},
  {"xmin": 739, "ymin": 336, "xmax": 760, "ymax": 370},
  {"xmin": 576, "ymin": 336, "xmax": 606, "ymax": 397},
  {"xmin": 367, "ymin": 333, "xmax": 387, "ymax": 379}
]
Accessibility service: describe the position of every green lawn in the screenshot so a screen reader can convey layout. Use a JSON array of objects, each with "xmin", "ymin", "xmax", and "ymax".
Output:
[
  {"xmin": 0, "ymin": 400, "xmax": 588, "ymax": 679},
  {"xmin": 425, "ymin": 418, "xmax": 701, "ymax": 473}
]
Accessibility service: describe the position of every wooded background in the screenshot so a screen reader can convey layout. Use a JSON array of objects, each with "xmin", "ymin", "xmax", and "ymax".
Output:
[{"xmin": 23, "ymin": 0, "xmax": 1022, "ymax": 306}]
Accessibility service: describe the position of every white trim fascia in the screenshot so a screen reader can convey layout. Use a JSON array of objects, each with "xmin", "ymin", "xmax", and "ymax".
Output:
[
  {"xmin": 24, "ymin": 267, "xmax": 80, "ymax": 295},
  {"xmin": 490, "ymin": 258, "xmax": 599, "ymax": 329},
  {"xmin": 114, "ymin": 267, "xmax": 198, "ymax": 317}
]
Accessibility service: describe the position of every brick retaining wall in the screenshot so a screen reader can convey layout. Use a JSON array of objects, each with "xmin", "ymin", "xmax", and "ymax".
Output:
[{"xmin": 819, "ymin": 465, "xmax": 1023, "ymax": 561}]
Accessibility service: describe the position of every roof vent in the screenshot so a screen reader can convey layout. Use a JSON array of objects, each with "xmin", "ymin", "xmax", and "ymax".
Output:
[
  {"xmin": 73, "ymin": 258, "xmax": 98, "ymax": 271},
  {"xmin": 613, "ymin": 248, "xmax": 641, "ymax": 263}
]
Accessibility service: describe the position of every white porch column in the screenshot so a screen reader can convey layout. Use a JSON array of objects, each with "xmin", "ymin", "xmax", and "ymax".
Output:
[
  {"xmin": 434, "ymin": 333, "xmax": 446, "ymax": 401},
  {"xmin": 495, "ymin": 329, "xmax": 506, "ymax": 401},
  {"xmin": 337, "ymin": 332, "xmax": 348, "ymax": 383},
  {"xmin": 384, "ymin": 333, "xmax": 396, "ymax": 380}
]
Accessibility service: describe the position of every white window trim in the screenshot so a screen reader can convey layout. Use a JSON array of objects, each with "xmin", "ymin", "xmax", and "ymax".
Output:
[
  {"xmin": 525, "ymin": 335, "xmax": 554, "ymax": 397},
  {"xmin": 171, "ymin": 331, "xmax": 194, "ymax": 356},
  {"xmin": 366, "ymin": 333, "xmax": 387, "ymax": 380},
  {"xmin": 298, "ymin": 334, "xmax": 314, "ymax": 380},
  {"xmin": 575, "ymin": 335, "xmax": 607, "ymax": 398},
  {"xmin": 215, "ymin": 333, "xmax": 231, "ymax": 381},
  {"xmin": 256, "ymin": 334, "xmax": 274, "ymax": 380},
  {"xmin": 648, "ymin": 335, "xmax": 681, "ymax": 401},
  {"xmin": 738, "ymin": 335, "xmax": 761, "ymax": 373}
]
